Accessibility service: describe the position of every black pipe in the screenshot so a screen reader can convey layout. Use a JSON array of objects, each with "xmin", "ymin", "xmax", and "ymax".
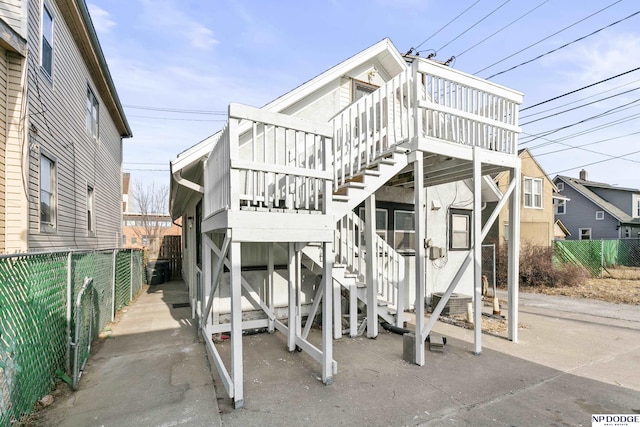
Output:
[{"xmin": 380, "ymin": 321, "xmax": 410, "ymax": 335}]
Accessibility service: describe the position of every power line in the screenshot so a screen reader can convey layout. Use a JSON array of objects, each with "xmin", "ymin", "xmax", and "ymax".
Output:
[
  {"xmin": 127, "ymin": 114, "xmax": 227, "ymax": 122},
  {"xmin": 436, "ymin": 0, "xmax": 511, "ymax": 53},
  {"xmin": 520, "ymin": 78, "xmax": 640, "ymax": 118},
  {"xmin": 123, "ymin": 168, "xmax": 170, "ymax": 172},
  {"xmin": 412, "ymin": 0, "xmax": 481, "ymax": 53},
  {"xmin": 521, "ymin": 99, "xmax": 640, "ymax": 144},
  {"xmin": 521, "ymin": 66, "xmax": 640, "ymax": 111},
  {"xmin": 532, "ymin": 130, "xmax": 640, "ymax": 158},
  {"xmin": 549, "ymin": 148, "xmax": 640, "ymax": 176},
  {"xmin": 530, "ymin": 135, "xmax": 640, "ymax": 164},
  {"xmin": 474, "ymin": 0, "xmax": 622, "ymax": 75},
  {"xmin": 486, "ymin": 9, "xmax": 640, "ymax": 80},
  {"xmin": 456, "ymin": 0, "xmax": 550, "ymax": 58},
  {"xmin": 123, "ymin": 104, "xmax": 227, "ymax": 115},
  {"xmin": 521, "ymin": 111, "xmax": 640, "ymax": 148},
  {"xmin": 520, "ymin": 87, "xmax": 640, "ymax": 126}
]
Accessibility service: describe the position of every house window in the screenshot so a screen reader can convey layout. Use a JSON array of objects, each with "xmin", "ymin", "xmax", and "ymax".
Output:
[
  {"xmin": 503, "ymin": 222, "xmax": 509, "ymax": 241},
  {"xmin": 352, "ymin": 79, "xmax": 378, "ymax": 102},
  {"xmin": 87, "ymin": 185, "xmax": 95, "ymax": 234},
  {"xmin": 556, "ymin": 182, "xmax": 564, "ymax": 191},
  {"xmin": 579, "ymin": 228, "xmax": 591, "ymax": 240},
  {"xmin": 595, "ymin": 211, "xmax": 604, "ymax": 221},
  {"xmin": 637, "ymin": 199, "xmax": 640, "ymax": 217},
  {"xmin": 450, "ymin": 209, "xmax": 471, "ymax": 250},
  {"xmin": 358, "ymin": 207, "xmax": 388, "ymax": 242},
  {"xmin": 624, "ymin": 227, "xmax": 631, "ymax": 238},
  {"xmin": 394, "ymin": 210, "xmax": 415, "ymax": 253},
  {"xmin": 86, "ymin": 86, "xmax": 99, "ymax": 138},
  {"xmin": 131, "ymin": 237, "xmax": 137, "ymax": 245},
  {"xmin": 555, "ymin": 200, "xmax": 566, "ymax": 215},
  {"xmin": 41, "ymin": 3, "xmax": 53, "ymax": 76},
  {"xmin": 40, "ymin": 155, "xmax": 56, "ymax": 232},
  {"xmin": 122, "ymin": 235, "xmax": 126, "ymax": 245},
  {"xmin": 524, "ymin": 177, "xmax": 542, "ymax": 208}
]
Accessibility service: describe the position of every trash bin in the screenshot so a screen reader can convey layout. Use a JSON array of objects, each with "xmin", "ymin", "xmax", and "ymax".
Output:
[
  {"xmin": 146, "ymin": 260, "xmax": 167, "ymax": 285},
  {"xmin": 156, "ymin": 260, "xmax": 170, "ymax": 282}
]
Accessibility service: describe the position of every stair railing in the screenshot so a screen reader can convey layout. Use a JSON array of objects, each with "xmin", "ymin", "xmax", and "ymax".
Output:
[{"xmin": 335, "ymin": 212, "xmax": 404, "ymax": 310}]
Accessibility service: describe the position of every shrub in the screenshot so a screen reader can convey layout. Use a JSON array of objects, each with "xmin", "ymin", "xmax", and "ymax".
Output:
[{"xmin": 495, "ymin": 243, "xmax": 589, "ymax": 288}]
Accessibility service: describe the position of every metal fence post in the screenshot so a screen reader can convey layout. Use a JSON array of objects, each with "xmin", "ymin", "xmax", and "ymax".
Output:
[
  {"xmin": 65, "ymin": 251, "xmax": 73, "ymax": 373},
  {"xmin": 111, "ymin": 249, "xmax": 117, "ymax": 321},
  {"xmin": 130, "ymin": 249, "xmax": 134, "ymax": 301}
]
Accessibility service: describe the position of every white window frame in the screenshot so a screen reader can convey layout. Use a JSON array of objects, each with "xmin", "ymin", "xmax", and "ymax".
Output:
[
  {"xmin": 394, "ymin": 210, "xmax": 415, "ymax": 254},
  {"xmin": 358, "ymin": 207, "xmax": 388, "ymax": 242},
  {"xmin": 40, "ymin": 154, "xmax": 56, "ymax": 232},
  {"xmin": 86, "ymin": 85, "xmax": 99, "ymax": 139},
  {"xmin": 595, "ymin": 211, "xmax": 604, "ymax": 220},
  {"xmin": 579, "ymin": 228, "xmax": 591, "ymax": 240},
  {"xmin": 41, "ymin": 2, "xmax": 53, "ymax": 77},
  {"xmin": 637, "ymin": 198, "xmax": 640, "ymax": 217},
  {"xmin": 556, "ymin": 182, "xmax": 564, "ymax": 191},
  {"xmin": 555, "ymin": 200, "xmax": 566, "ymax": 215},
  {"xmin": 450, "ymin": 209, "xmax": 472, "ymax": 250},
  {"xmin": 87, "ymin": 185, "xmax": 95, "ymax": 235},
  {"xmin": 524, "ymin": 177, "xmax": 543, "ymax": 209}
]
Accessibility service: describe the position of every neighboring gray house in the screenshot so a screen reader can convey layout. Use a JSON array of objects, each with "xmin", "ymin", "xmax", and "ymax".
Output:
[
  {"xmin": 554, "ymin": 170, "xmax": 640, "ymax": 240},
  {"xmin": 0, "ymin": 0, "xmax": 132, "ymax": 253}
]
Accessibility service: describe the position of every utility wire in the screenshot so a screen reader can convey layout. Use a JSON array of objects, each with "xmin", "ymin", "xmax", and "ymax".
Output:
[
  {"xmin": 486, "ymin": 9, "xmax": 640, "ymax": 79},
  {"xmin": 474, "ymin": 0, "xmax": 622, "ymax": 75},
  {"xmin": 123, "ymin": 104, "xmax": 227, "ymax": 115},
  {"xmin": 520, "ymin": 66, "xmax": 640, "ymax": 111},
  {"xmin": 549, "ymin": 148, "xmax": 640, "ymax": 175},
  {"xmin": 521, "ymin": 111, "xmax": 640, "ymax": 147},
  {"xmin": 127, "ymin": 114, "xmax": 227, "ymax": 122},
  {"xmin": 530, "ymin": 135, "xmax": 640, "ymax": 164},
  {"xmin": 436, "ymin": 0, "xmax": 511, "ymax": 53},
  {"xmin": 532, "ymin": 130, "xmax": 640, "ymax": 158},
  {"xmin": 456, "ymin": 0, "xmax": 550, "ymax": 58},
  {"xmin": 413, "ymin": 0, "xmax": 481, "ymax": 53},
  {"xmin": 521, "ymin": 99, "xmax": 640, "ymax": 143},
  {"xmin": 520, "ymin": 78, "xmax": 640, "ymax": 118},
  {"xmin": 520, "ymin": 87, "xmax": 640, "ymax": 125}
]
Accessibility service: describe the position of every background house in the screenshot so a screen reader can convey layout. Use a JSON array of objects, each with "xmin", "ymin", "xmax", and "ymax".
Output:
[
  {"xmin": 554, "ymin": 170, "xmax": 640, "ymax": 240},
  {"xmin": 0, "ymin": 0, "xmax": 131, "ymax": 254},
  {"xmin": 484, "ymin": 148, "xmax": 563, "ymax": 247}
]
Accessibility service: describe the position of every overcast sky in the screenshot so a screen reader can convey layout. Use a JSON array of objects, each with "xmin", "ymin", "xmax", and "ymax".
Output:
[{"xmin": 87, "ymin": 0, "xmax": 640, "ymax": 191}]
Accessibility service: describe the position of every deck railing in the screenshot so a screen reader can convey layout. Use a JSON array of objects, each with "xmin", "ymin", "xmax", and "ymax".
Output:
[
  {"xmin": 332, "ymin": 59, "xmax": 522, "ymax": 189},
  {"xmin": 204, "ymin": 104, "xmax": 333, "ymax": 219},
  {"xmin": 335, "ymin": 212, "xmax": 404, "ymax": 310}
]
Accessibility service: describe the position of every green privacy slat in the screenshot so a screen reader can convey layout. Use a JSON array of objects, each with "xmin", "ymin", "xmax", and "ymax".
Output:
[{"xmin": 0, "ymin": 249, "xmax": 144, "ymax": 427}]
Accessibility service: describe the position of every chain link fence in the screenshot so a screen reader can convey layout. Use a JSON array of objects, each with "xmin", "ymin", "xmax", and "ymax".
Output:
[
  {"xmin": 554, "ymin": 239, "xmax": 640, "ymax": 278},
  {"xmin": 0, "ymin": 249, "xmax": 144, "ymax": 426}
]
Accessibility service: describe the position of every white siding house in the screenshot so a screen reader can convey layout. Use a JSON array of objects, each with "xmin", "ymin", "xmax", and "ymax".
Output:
[
  {"xmin": 170, "ymin": 38, "xmax": 523, "ymax": 408},
  {"xmin": 0, "ymin": 0, "xmax": 131, "ymax": 253}
]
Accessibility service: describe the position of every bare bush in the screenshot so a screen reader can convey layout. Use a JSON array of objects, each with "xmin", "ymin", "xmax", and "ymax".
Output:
[{"xmin": 495, "ymin": 243, "xmax": 590, "ymax": 288}]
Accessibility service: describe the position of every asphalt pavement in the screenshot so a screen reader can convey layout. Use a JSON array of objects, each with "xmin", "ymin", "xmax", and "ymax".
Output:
[{"xmin": 35, "ymin": 281, "xmax": 640, "ymax": 426}]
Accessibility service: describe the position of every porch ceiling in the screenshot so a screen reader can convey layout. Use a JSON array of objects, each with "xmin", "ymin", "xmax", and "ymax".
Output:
[{"xmin": 387, "ymin": 152, "xmax": 511, "ymax": 191}]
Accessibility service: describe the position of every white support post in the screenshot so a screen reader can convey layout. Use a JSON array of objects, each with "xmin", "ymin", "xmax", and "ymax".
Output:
[
  {"xmin": 414, "ymin": 153, "xmax": 426, "ymax": 366},
  {"xmin": 229, "ymin": 240, "xmax": 244, "ymax": 409},
  {"xmin": 473, "ymin": 148, "xmax": 483, "ymax": 355},
  {"xmin": 295, "ymin": 249, "xmax": 302, "ymax": 338},
  {"xmin": 322, "ymin": 242, "xmax": 334, "ymax": 384},
  {"xmin": 267, "ymin": 242, "xmax": 275, "ymax": 333},
  {"xmin": 65, "ymin": 251, "xmax": 73, "ymax": 373},
  {"xmin": 508, "ymin": 165, "xmax": 521, "ymax": 342},
  {"xmin": 365, "ymin": 195, "xmax": 378, "ymax": 338},
  {"xmin": 288, "ymin": 243, "xmax": 297, "ymax": 351}
]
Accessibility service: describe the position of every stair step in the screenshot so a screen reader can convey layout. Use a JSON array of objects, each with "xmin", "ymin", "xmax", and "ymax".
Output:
[
  {"xmin": 347, "ymin": 181, "xmax": 366, "ymax": 189},
  {"xmin": 333, "ymin": 195, "xmax": 349, "ymax": 202},
  {"xmin": 344, "ymin": 272, "xmax": 358, "ymax": 279},
  {"xmin": 355, "ymin": 281, "xmax": 366, "ymax": 288},
  {"xmin": 377, "ymin": 300, "xmax": 389, "ymax": 307},
  {"xmin": 364, "ymin": 169, "xmax": 381, "ymax": 177}
]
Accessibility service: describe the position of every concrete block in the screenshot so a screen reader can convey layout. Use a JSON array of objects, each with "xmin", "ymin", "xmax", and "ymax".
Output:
[{"xmin": 403, "ymin": 332, "xmax": 416, "ymax": 364}]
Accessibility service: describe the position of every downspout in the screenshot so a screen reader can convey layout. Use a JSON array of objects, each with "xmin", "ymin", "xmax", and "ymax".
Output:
[{"xmin": 172, "ymin": 170, "xmax": 204, "ymax": 194}]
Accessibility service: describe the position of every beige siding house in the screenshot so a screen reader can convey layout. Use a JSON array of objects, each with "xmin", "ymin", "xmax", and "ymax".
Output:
[
  {"xmin": 0, "ymin": 0, "xmax": 131, "ymax": 253},
  {"xmin": 487, "ymin": 148, "xmax": 559, "ymax": 247}
]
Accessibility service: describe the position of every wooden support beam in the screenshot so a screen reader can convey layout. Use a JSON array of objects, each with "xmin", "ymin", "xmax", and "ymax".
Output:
[
  {"xmin": 267, "ymin": 242, "xmax": 275, "ymax": 332},
  {"xmin": 473, "ymin": 148, "xmax": 483, "ymax": 355},
  {"xmin": 229, "ymin": 241, "xmax": 244, "ymax": 409},
  {"xmin": 508, "ymin": 165, "xmax": 521, "ymax": 342},
  {"xmin": 414, "ymin": 153, "xmax": 426, "ymax": 366},
  {"xmin": 288, "ymin": 243, "xmax": 297, "ymax": 351},
  {"xmin": 322, "ymin": 242, "xmax": 334, "ymax": 384},
  {"xmin": 365, "ymin": 195, "xmax": 378, "ymax": 338}
]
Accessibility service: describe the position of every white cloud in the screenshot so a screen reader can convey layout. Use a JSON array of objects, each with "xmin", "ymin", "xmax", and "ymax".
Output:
[
  {"xmin": 548, "ymin": 33, "xmax": 640, "ymax": 85},
  {"xmin": 187, "ymin": 24, "xmax": 219, "ymax": 50},
  {"xmin": 87, "ymin": 4, "xmax": 116, "ymax": 33}
]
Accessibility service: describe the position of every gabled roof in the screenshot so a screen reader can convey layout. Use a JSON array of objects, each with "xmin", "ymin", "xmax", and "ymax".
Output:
[
  {"xmin": 555, "ymin": 175, "xmax": 640, "ymax": 225},
  {"xmin": 170, "ymin": 39, "xmax": 407, "ymax": 218},
  {"xmin": 492, "ymin": 148, "xmax": 560, "ymax": 192},
  {"xmin": 172, "ymin": 38, "xmax": 406, "ymax": 174}
]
